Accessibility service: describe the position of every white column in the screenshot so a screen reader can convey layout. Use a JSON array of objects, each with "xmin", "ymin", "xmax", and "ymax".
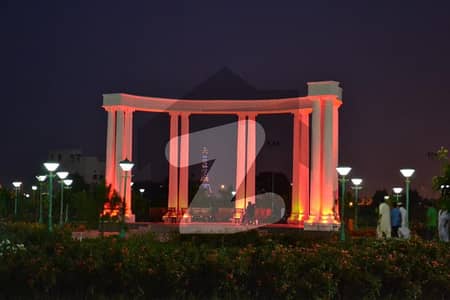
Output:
[
  {"xmin": 235, "ymin": 113, "xmax": 247, "ymax": 211},
  {"xmin": 179, "ymin": 113, "xmax": 190, "ymax": 211},
  {"xmin": 124, "ymin": 109, "xmax": 134, "ymax": 220},
  {"xmin": 246, "ymin": 113, "xmax": 257, "ymax": 205},
  {"xmin": 115, "ymin": 109, "xmax": 125, "ymax": 199},
  {"xmin": 333, "ymin": 104, "xmax": 339, "ymax": 201},
  {"xmin": 299, "ymin": 111, "xmax": 310, "ymax": 220},
  {"xmin": 310, "ymin": 100, "xmax": 322, "ymax": 221},
  {"xmin": 290, "ymin": 111, "xmax": 301, "ymax": 222},
  {"xmin": 168, "ymin": 112, "xmax": 180, "ymax": 210},
  {"xmin": 105, "ymin": 108, "xmax": 116, "ymax": 191},
  {"xmin": 322, "ymin": 99, "xmax": 334, "ymax": 220}
]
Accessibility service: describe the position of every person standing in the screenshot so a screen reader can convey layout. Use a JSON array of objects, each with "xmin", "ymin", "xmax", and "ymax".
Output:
[
  {"xmin": 398, "ymin": 202, "xmax": 410, "ymax": 239},
  {"xmin": 438, "ymin": 208, "xmax": 450, "ymax": 242},
  {"xmin": 391, "ymin": 203, "xmax": 401, "ymax": 238},
  {"xmin": 377, "ymin": 198, "xmax": 391, "ymax": 239},
  {"xmin": 424, "ymin": 201, "xmax": 438, "ymax": 240}
]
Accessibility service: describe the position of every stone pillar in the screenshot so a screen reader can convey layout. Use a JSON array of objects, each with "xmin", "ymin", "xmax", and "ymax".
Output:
[
  {"xmin": 105, "ymin": 108, "xmax": 116, "ymax": 192},
  {"xmin": 168, "ymin": 112, "xmax": 180, "ymax": 210},
  {"xmin": 289, "ymin": 111, "xmax": 301, "ymax": 223},
  {"xmin": 123, "ymin": 109, "xmax": 134, "ymax": 220},
  {"xmin": 235, "ymin": 113, "xmax": 247, "ymax": 212},
  {"xmin": 321, "ymin": 100, "xmax": 335, "ymax": 222},
  {"xmin": 246, "ymin": 113, "xmax": 257, "ymax": 205},
  {"xmin": 115, "ymin": 109, "xmax": 125, "ymax": 200},
  {"xmin": 290, "ymin": 110, "xmax": 311, "ymax": 224},
  {"xmin": 299, "ymin": 111, "xmax": 310, "ymax": 220},
  {"xmin": 309, "ymin": 100, "xmax": 322, "ymax": 222},
  {"xmin": 179, "ymin": 113, "xmax": 190, "ymax": 211},
  {"xmin": 333, "ymin": 104, "xmax": 339, "ymax": 201},
  {"xmin": 307, "ymin": 81, "xmax": 342, "ymax": 229}
]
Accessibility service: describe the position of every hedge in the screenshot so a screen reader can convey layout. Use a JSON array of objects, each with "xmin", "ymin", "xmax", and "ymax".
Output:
[{"xmin": 1, "ymin": 223, "xmax": 450, "ymax": 299}]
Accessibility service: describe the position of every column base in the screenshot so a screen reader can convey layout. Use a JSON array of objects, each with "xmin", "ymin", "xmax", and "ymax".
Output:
[
  {"xmin": 287, "ymin": 213, "xmax": 305, "ymax": 224},
  {"xmin": 303, "ymin": 214, "xmax": 339, "ymax": 231},
  {"xmin": 304, "ymin": 222, "xmax": 339, "ymax": 231},
  {"xmin": 125, "ymin": 214, "xmax": 135, "ymax": 223}
]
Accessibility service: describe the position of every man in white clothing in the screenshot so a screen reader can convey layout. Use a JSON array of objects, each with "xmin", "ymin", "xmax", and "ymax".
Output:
[
  {"xmin": 398, "ymin": 202, "xmax": 410, "ymax": 239},
  {"xmin": 438, "ymin": 209, "xmax": 450, "ymax": 242},
  {"xmin": 377, "ymin": 198, "xmax": 391, "ymax": 239}
]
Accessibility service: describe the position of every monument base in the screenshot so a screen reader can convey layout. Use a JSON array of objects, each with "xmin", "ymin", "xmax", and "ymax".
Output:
[
  {"xmin": 304, "ymin": 222, "xmax": 339, "ymax": 231},
  {"xmin": 125, "ymin": 214, "xmax": 135, "ymax": 223}
]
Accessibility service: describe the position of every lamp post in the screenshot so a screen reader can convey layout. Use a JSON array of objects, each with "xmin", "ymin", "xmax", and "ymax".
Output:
[
  {"xmin": 400, "ymin": 168, "xmax": 415, "ymax": 227},
  {"xmin": 12, "ymin": 182, "xmax": 22, "ymax": 217},
  {"xmin": 119, "ymin": 159, "xmax": 134, "ymax": 238},
  {"xmin": 44, "ymin": 162, "xmax": 60, "ymax": 232},
  {"xmin": 139, "ymin": 188, "xmax": 145, "ymax": 197},
  {"xmin": 440, "ymin": 184, "xmax": 450, "ymax": 205},
  {"xmin": 31, "ymin": 186, "xmax": 37, "ymax": 220},
  {"xmin": 393, "ymin": 187, "xmax": 403, "ymax": 202},
  {"xmin": 351, "ymin": 178, "xmax": 363, "ymax": 230},
  {"xmin": 63, "ymin": 179, "xmax": 73, "ymax": 223},
  {"xmin": 36, "ymin": 175, "xmax": 47, "ymax": 224},
  {"xmin": 56, "ymin": 171, "xmax": 69, "ymax": 225},
  {"xmin": 336, "ymin": 167, "xmax": 352, "ymax": 242}
]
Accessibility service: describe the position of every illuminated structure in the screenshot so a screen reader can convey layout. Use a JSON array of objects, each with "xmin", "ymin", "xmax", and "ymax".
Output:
[
  {"xmin": 200, "ymin": 146, "xmax": 213, "ymax": 194},
  {"xmin": 102, "ymin": 81, "xmax": 342, "ymax": 227}
]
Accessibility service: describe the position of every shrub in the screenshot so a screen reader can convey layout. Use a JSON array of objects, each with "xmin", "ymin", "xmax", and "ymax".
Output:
[{"xmin": 0, "ymin": 223, "xmax": 450, "ymax": 298}]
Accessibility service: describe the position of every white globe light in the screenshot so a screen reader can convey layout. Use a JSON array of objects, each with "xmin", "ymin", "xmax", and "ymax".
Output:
[
  {"xmin": 44, "ymin": 162, "xmax": 60, "ymax": 172},
  {"xmin": 36, "ymin": 175, "xmax": 47, "ymax": 182},
  {"xmin": 12, "ymin": 181, "xmax": 22, "ymax": 188},
  {"xmin": 139, "ymin": 188, "xmax": 145, "ymax": 193},
  {"xmin": 63, "ymin": 179, "xmax": 73, "ymax": 186},
  {"xmin": 130, "ymin": 182, "xmax": 134, "ymax": 187},
  {"xmin": 351, "ymin": 178, "xmax": 363, "ymax": 186},
  {"xmin": 400, "ymin": 169, "xmax": 415, "ymax": 178},
  {"xmin": 384, "ymin": 195, "xmax": 390, "ymax": 200},
  {"xmin": 119, "ymin": 159, "xmax": 134, "ymax": 171},
  {"xmin": 32, "ymin": 185, "xmax": 38, "ymax": 191},
  {"xmin": 56, "ymin": 171, "xmax": 69, "ymax": 180},
  {"xmin": 336, "ymin": 167, "xmax": 352, "ymax": 176},
  {"xmin": 393, "ymin": 187, "xmax": 403, "ymax": 194},
  {"xmin": 231, "ymin": 191, "xmax": 237, "ymax": 196}
]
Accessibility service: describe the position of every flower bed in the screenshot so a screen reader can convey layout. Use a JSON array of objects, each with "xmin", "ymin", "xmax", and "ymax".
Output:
[{"xmin": 1, "ymin": 223, "xmax": 450, "ymax": 299}]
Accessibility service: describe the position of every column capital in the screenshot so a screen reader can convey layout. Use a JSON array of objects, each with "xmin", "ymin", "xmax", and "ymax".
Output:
[
  {"xmin": 180, "ymin": 111, "xmax": 191, "ymax": 118},
  {"xmin": 292, "ymin": 109, "xmax": 312, "ymax": 117},
  {"xmin": 110, "ymin": 105, "xmax": 135, "ymax": 113},
  {"xmin": 246, "ymin": 112, "xmax": 258, "ymax": 119},
  {"xmin": 103, "ymin": 106, "xmax": 117, "ymax": 113},
  {"xmin": 169, "ymin": 111, "xmax": 181, "ymax": 117}
]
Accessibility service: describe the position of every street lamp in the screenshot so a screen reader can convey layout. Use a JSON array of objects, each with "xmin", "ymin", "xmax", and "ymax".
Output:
[
  {"xmin": 12, "ymin": 181, "xmax": 22, "ymax": 217},
  {"xmin": 63, "ymin": 179, "xmax": 73, "ymax": 223},
  {"xmin": 31, "ymin": 186, "xmax": 37, "ymax": 220},
  {"xmin": 139, "ymin": 188, "xmax": 145, "ymax": 197},
  {"xmin": 336, "ymin": 166, "xmax": 352, "ymax": 242},
  {"xmin": 440, "ymin": 184, "xmax": 450, "ymax": 200},
  {"xmin": 36, "ymin": 175, "xmax": 47, "ymax": 224},
  {"xmin": 56, "ymin": 171, "xmax": 69, "ymax": 225},
  {"xmin": 43, "ymin": 162, "xmax": 60, "ymax": 232},
  {"xmin": 119, "ymin": 158, "xmax": 134, "ymax": 238},
  {"xmin": 393, "ymin": 187, "xmax": 403, "ymax": 202},
  {"xmin": 351, "ymin": 178, "xmax": 363, "ymax": 230},
  {"xmin": 400, "ymin": 168, "xmax": 415, "ymax": 227}
]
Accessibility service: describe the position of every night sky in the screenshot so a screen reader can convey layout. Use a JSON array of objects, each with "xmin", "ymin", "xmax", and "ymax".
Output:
[{"xmin": 2, "ymin": 1, "xmax": 450, "ymax": 198}]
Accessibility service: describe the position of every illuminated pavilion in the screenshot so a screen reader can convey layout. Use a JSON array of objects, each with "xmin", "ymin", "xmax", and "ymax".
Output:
[{"xmin": 102, "ymin": 80, "xmax": 342, "ymax": 229}]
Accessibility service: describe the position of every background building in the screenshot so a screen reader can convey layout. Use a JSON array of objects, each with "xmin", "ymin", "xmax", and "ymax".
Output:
[{"xmin": 48, "ymin": 149, "xmax": 105, "ymax": 184}]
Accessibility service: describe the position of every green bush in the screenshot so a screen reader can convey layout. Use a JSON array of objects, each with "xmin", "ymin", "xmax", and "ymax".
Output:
[{"xmin": 1, "ymin": 223, "xmax": 450, "ymax": 299}]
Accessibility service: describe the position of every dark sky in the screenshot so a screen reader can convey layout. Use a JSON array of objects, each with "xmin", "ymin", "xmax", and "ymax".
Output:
[{"xmin": 2, "ymin": 1, "xmax": 450, "ymax": 198}]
